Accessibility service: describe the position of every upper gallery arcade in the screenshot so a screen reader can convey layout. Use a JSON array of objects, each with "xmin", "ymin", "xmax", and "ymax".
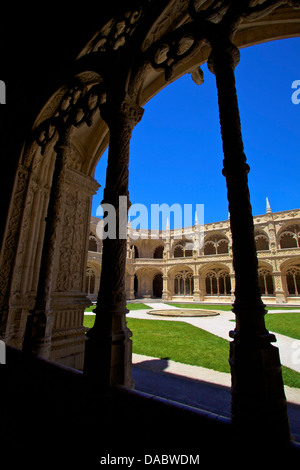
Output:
[
  {"xmin": 87, "ymin": 200, "xmax": 300, "ymax": 304},
  {"xmin": 1, "ymin": 1, "xmax": 300, "ymax": 455}
]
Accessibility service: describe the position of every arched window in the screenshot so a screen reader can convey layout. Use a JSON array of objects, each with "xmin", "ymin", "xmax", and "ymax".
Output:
[
  {"xmin": 131, "ymin": 245, "xmax": 139, "ymax": 258},
  {"xmin": 218, "ymin": 270, "xmax": 231, "ymax": 295},
  {"xmin": 153, "ymin": 273, "xmax": 163, "ymax": 297},
  {"xmin": 279, "ymin": 224, "xmax": 300, "ymax": 249},
  {"xmin": 286, "ymin": 266, "xmax": 300, "ymax": 295},
  {"xmin": 174, "ymin": 245, "xmax": 184, "ymax": 258},
  {"xmin": 134, "ymin": 274, "xmax": 138, "ymax": 297},
  {"xmin": 205, "ymin": 269, "xmax": 231, "ymax": 295},
  {"xmin": 258, "ymin": 268, "xmax": 274, "ymax": 295},
  {"xmin": 280, "ymin": 233, "xmax": 297, "ymax": 249},
  {"xmin": 204, "ymin": 235, "xmax": 229, "ymax": 255},
  {"xmin": 204, "ymin": 241, "xmax": 216, "ymax": 256},
  {"xmin": 154, "ymin": 245, "xmax": 164, "ymax": 258},
  {"xmin": 89, "ymin": 235, "xmax": 98, "ymax": 252},
  {"xmin": 205, "ymin": 271, "xmax": 218, "ymax": 294},
  {"xmin": 217, "ymin": 240, "xmax": 229, "ymax": 254},
  {"xmin": 85, "ymin": 268, "xmax": 95, "ymax": 295},
  {"xmin": 184, "ymin": 248, "xmax": 193, "ymax": 257},
  {"xmin": 174, "ymin": 270, "xmax": 193, "ymax": 296},
  {"xmin": 255, "ymin": 233, "xmax": 269, "ymax": 251}
]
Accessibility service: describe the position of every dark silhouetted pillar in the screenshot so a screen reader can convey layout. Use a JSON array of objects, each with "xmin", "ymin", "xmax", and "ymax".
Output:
[
  {"xmin": 84, "ymin": 94, "xmax": 144, "ymax": 390},
  {"xmin": 207, "ymin": 40, "xmax": 291, "ymax": 447}
]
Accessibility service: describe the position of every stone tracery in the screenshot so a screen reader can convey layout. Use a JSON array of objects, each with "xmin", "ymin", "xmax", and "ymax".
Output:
[{"xmin": 1, "ymin": 0, "xmax": 300, "ymax": 451}]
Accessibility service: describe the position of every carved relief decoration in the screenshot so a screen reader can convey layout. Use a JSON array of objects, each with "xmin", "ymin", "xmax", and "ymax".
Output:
[
  {"xmin": 78, "ymin": 8, "xmax": 143, "ymax": 57},
  {"xmin": 55, "ymin": 191, "xmax": 90, "ymax": 293}
]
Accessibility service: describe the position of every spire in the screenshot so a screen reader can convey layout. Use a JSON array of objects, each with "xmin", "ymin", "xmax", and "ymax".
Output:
[
  {"xmin": 165, "ymin": 217, "xmax": 170, "ymax": 239},
  {"xmin": 127, "ymin": 216, "xmax": 131, "ymax": 235},
  {"xmin": 266, "ymin": 197, "xmax": 272, "ymax": 213},
  {"xmin": 194, "ymin": 210, "xmax": 199, "ymax": 226}
]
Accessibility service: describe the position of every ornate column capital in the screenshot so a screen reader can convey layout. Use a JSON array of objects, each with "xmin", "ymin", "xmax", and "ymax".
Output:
[
  {"xmin": 207, "ymin": 41, "xmax": 240, "ymax": 75},
  {"xmin": 101, "ymin": 94, "xmax": 144, "ymax": 131}
]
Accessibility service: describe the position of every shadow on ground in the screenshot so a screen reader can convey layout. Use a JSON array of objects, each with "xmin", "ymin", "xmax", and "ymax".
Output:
[{"xmin": 133, "ymin": 357, "xmax": 300, "ymax": 444}]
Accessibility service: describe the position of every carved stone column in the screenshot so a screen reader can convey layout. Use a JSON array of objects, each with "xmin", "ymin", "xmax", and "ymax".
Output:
[
  {"xmin": 162, "ymin": 274, "xmax": 169, "ymax": 301},
  {"xmin": 208, "ymin": 41, "xmax": 291, "ymax": 446},
  {"xmin": 84, "ymin": 95, "xmax": 144, "ymax": 390},
  {"xmin": 193, "ymin": 274, "xmax": 200, "ymax": 302},
  {"xmin": 229, "ymin": 273, "xmax": 236, "ymax": 303},
  {"xmin": 129, "ymin": 273, "xmax": 135, "ymax": 300},
  {"xmin": 22, "ymin": 130, "xmax": 70, "ymax": 359},
  {"xmin": 273, "ymin": 271, "xmax": 286, "ymax": 304}
]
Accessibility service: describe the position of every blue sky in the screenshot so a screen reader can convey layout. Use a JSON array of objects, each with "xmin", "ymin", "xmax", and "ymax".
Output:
[{"xmin": 92, "ymin": 37, "xmax": 300, "ymax": 228}]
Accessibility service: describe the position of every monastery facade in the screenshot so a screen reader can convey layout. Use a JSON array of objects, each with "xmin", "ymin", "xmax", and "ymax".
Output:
[{"xmin": 87, "ymin": 200, "xmax": 300, "ymax": 305}]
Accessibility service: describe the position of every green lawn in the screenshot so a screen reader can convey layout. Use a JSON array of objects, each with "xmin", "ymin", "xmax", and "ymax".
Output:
[
  {"xmin": 167, "ymin": 303, "xmax": 233, "ymax": 311},
  {"xmin": 83, "ymin": 314, "xmax": 300, "ymax": 389},
  {"xmin": 128, "ymin": 318, "xmax": 231, "ymax": 373},
  {"xmin": 265, "ymin": 312, "xmax": 300, "ymax": 340},
  {"xmin": 127, "ymin": 303, "xmax": 152, "ymax": 310},
  {"xmin": 229, "ymin": 311, "xmax": 300, "ymax": 341},
  {"xmin": 168, "ymin": 303, "xmax": 300, "ymax": 313},
  {"xmin": 84, "ymin": 302, "xmax": 151, "ymax": 312}
]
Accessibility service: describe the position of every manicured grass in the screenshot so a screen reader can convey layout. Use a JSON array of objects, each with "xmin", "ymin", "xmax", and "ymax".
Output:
[
  {"xmin": 128, "ymin": 318, "xmax": 231, "ymax": 373},
  {"xmin": 167, "ymin": 303, "xmax": 233, "ymax": 311},
  {"xmin": 83, "ymin": 315, "xmax": 230, "ymax": 371},
  {"xmin": 168, "ymin": 303, "xmax": 300, "ymax": 312},
  {"xmin": 267, "ymin": 306, "xmax": 300, "ymax": 310},
  {"xmin": 230, "ymin": 312, "xmax": 300, "ymax": 341},
  {"xmin": 84, "ymin": 315, "xmax": 96, "ymax": 329},
  {"xmin": 127, "ymin": 303, "xmax": 152, "ymax": 310},
  {"xmin": 85, "ymin": 305, "xmax": 96, "ymax": 312},
  {"xmin": 127, "ymin": 318, "xmax": 300, "ymax": 389},
  {"xmin": 282, "ymin": 366, "xmax": 300, "ymax": 389},
  {"xmin": 83, "ymin": 310, "xmax": 300, "ymax": 389},
  {"xmin": 84, "ymin": 302, "xmax": 151, "ymax": 312},
  {"xmin": 265, "ymin": 312, "xmax": 300, "ymax": 340}
]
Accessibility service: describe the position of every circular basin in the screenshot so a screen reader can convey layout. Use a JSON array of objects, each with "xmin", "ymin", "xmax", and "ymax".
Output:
[{"xmin": 147, "ymin": 309, "xmax": 220, "ymax": 317}]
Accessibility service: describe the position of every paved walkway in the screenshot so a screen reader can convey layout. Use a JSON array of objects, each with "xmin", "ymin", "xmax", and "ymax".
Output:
[
  {"xmin": 85, "ymin": 302, "xmax": 300, "ymax": 441},
  {"xmin": 127, "ymin": 302, "xmax": 300, "ymax": 404},
  {"xmin": 128, "ymin": 302, "xmax": 300, "ymax": 374},
  {"xmin": 127, "ymin": 302, "xmax": 300, "ymax": 443}
]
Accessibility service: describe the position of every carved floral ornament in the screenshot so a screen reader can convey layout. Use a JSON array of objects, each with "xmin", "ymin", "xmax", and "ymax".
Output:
[
  {"xmin": 33, "ymin": 79, "xmax": 106, "ymax": 154},
  {"xmin": 78, "ymin": 9, "xmax": 143, "ymax": 57},
  {"xmin": 30, "ymin": 1, "xmax": 300, "ymax": 154}
]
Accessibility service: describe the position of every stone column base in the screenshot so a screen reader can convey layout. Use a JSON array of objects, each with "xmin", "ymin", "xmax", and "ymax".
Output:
[
  {"xmin": 275, "ymin": 291, "xmax": 287, "ymax": 304},
  {"xmin": 229, "ymin": 333, "xmax": 291, "ymax": 446},
  {"xmin": 84, "ymin": 308, "xmax": 134, "ymax": 391}
]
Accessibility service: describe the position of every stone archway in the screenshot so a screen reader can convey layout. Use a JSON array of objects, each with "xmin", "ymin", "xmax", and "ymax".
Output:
[
  {"xmin": 153, "ymin": 273, "xmax": 163, "ymax": 298},
  {"xmin": 1, "ymin": 1, "xmax": 299, "ymax": 445},
  {"xmin": 1, "ymin": 2, "xmax": 300, "ymax": 367}
]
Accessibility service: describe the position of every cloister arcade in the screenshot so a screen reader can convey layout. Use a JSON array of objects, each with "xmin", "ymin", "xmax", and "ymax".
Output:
[
  {"xmin": 87, "ymin": 208, "xmax": 300, "ymax": 303},
  {"xmin": 1, "ymin": 0, "xmax": 300, "ymax": 457}
]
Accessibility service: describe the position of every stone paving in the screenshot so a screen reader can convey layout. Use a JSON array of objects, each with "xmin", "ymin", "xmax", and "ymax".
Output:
[{"xmin": 126, "ymin": 301, "xmax": 300, "ymax": 405}]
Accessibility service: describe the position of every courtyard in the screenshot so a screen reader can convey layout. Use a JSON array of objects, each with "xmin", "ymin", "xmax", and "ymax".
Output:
[
  {"xmin": 84, "ymin": 301, "xmax": 300, "ymax": 443},
  {"xmin": 84, "ymin": 301, "xmax": 300, "ymax": 389}
]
